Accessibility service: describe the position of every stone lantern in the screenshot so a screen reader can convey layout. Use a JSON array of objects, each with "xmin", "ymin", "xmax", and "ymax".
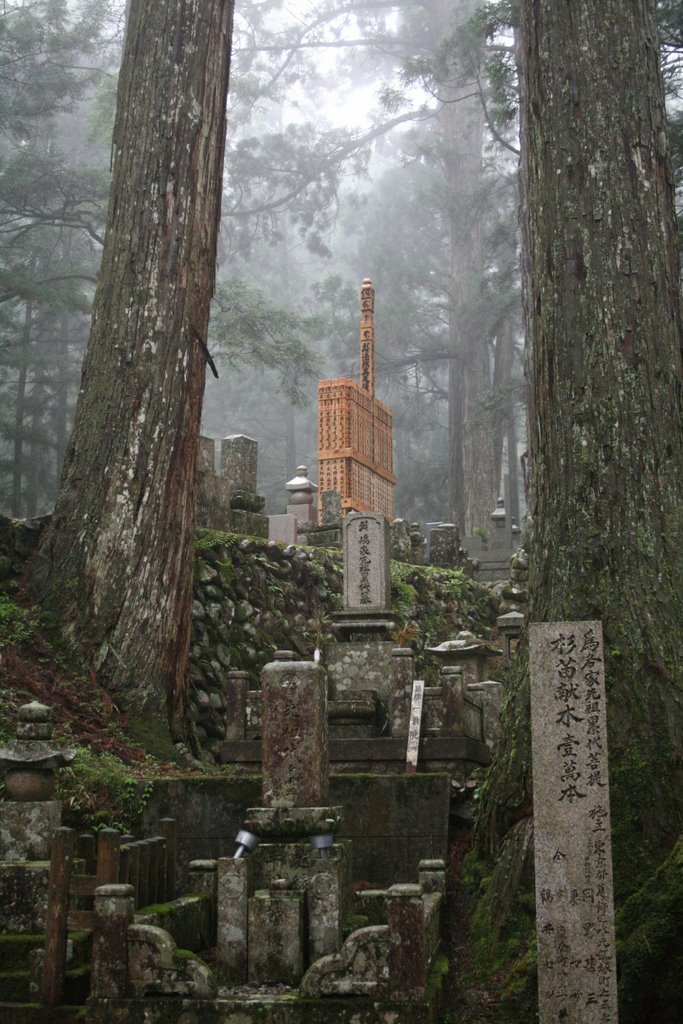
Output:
[
  {"xmin": 0, "ymin": 701, "xmax": 75, "ymax": 801},
  {"xmin": 425, "ymin": 631, "xmax": 502, "ymax": 689},
  {"xmin": 286, "ymin": 465, "xmax": 318, "ymax": 524},
  {"xmin": 0, "ymin": 701, "xmax": 75, "ymax": 860}
]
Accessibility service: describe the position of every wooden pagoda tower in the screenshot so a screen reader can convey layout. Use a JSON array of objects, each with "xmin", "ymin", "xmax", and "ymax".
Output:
[{"xmin": 317, "ymin": 278, "xmax": 396, "ymax": 518}]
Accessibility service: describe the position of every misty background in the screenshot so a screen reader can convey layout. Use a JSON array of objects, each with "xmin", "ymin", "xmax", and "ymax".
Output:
[{"xmin": 19, "ymin": 0, "xmax": 681, "ymax": 529}]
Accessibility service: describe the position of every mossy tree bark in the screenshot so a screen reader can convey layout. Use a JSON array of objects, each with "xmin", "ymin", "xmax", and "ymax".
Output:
[
  {"xmin": 30, "ymin": 0, "xmax": 234, "ymax": 733},
  {"xmin": 475, "ymin": 0, "xmax": 683, "ymax": 901}
]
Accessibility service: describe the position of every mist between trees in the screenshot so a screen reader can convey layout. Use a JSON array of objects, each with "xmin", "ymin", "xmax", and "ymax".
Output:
[{"xmin": 2, "ymin": 1, "xmax": 683, "ymax": 532}]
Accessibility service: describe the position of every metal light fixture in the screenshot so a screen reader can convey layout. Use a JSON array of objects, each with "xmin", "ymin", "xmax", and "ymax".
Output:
[
  {"xmin": 233, "ymin": 828, "xmax": 260, "ymax": 859},
  {"xmin": 309, "ymin": 833, "xmax": 334, "ymax": 859}
]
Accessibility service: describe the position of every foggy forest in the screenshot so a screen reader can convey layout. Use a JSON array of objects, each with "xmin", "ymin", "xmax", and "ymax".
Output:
[{"xmin": 1, "ymin": 3, "xmax": 682, "ymax": 1024}]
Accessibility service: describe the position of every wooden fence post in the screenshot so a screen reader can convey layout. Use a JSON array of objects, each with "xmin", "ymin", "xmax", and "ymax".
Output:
[{"xmin": 40, "ymin": 827, "xmax": 76, "ymax": 1008}]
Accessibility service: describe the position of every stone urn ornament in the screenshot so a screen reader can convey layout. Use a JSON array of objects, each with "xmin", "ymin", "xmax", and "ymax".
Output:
[{"xmin": 0, "ymin": 701, "xmax": 76, "ymax": 801}]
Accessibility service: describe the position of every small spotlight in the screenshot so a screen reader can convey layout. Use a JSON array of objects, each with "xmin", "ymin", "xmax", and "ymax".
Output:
[
  {"xmin": 233, "ymin": 828, "xmax": 260, "ymax": 859},
  {"xmin": 309, "ymin": 833, "xmax": 334, "ymax": 859}
]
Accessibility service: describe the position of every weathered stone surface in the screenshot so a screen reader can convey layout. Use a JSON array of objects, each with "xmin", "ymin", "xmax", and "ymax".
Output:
[
  {"xmin": 440, "ymin": 666, "xmax": 466, "ymax": 735},
  {"xmin": 300, "ymin": 924, "xmax": 389, "ymax": 997},
  {"xmin": 321, "ymin": 489, "xmax": 342, "ymax": 525},
  {"xmin": 128, "ymin": 923, "xmax": 216, "ymax": 998},
  {"xmin": 221, "ymin": 435, "xmax": 258, "ymax": 493},
  {"xmin": 260, "ymin": 658, "xmax": 328, "ymax": 807},
  {"xmin": 0, "ymin": 800, "xmax": 61, "ymax": 860},
  {"xmin": 467, "ymin": 680, "xmax": 503, "ymax": 749},
  {"xmin": 308, "ymin": 849, "xmax": 348, "ymax": 963},
  {"xmin": 343, "ymin": 513, "xmax": 391, "ymax": 613},
  {"xmin": 324, "ymin": 641, "xmax": 395, "ymax": 701},
  {"xmin": 389, "ymin": 648, "xmax": 414, "ymax": 737},
  {"xmin": 223, "ymin": 671, "xmax": 248, "ymax": 742},
  {"xmin": 134, "ymin": 894, "xmax": 213, "ymax": 953},
  {"xmin": 426, "ymin": 632, "xmax": 499, "ymax": 687},
  {"xmin": 387, "ymin": 883, "xmax": 426, "ymax": 1000},
  {"xmin": 409, "ymin": 523, "xmax": 424, "ymax": 565},
  {"xmin": 268, "ymin": 514, "xmax": 298, "ymax": 545},
  {"xmin": 92, "ymin": 884, "xmax": 135, "ymax": 998},
  {"xmin": 529, "ymin": 621, "xmax": 618, "ymax": 1024},
  {"xmin": 0, "ymin": 860, "xmax": 49, "ymax": 931},
  {"xmin": 86, "ymin": 993, "xmax": 440, "ymax": 1023},
  {"xmin": 390, "ymin": 518, "xmax": 411, "ymax": 562},
  {"xmin": 244, "ymin": 806, "xmax": 342, "ymax": 840},
  {"xmin": 248, "ymin": 889, "xmax": 304, "ymax": 985},
  {"xmin": 418, "ymin": 859, "xmax": 446, "ymax": 896},
  {"xmin": 197, "ymin": 472, "xmax": 232, "ymax": 532},
  {"xmin": 216, "ymin": 857, "xmax": 252, "ymax": 984},
  {"xmin": 429, "ymin": 523, "xmax": 460, "ymax": 567}
]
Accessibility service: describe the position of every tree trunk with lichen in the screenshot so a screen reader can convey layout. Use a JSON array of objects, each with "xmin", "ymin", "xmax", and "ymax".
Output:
[
  {"xmin": 29, "ymin": 0, "xmax": 234, "ymax": 737},
  {"xmin": 474, "ymin": 0, "xmax": 683, "ymax": 919}
]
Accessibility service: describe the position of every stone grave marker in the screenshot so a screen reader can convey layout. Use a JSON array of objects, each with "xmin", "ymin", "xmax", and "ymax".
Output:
[
  {"xmin": 260, "ymin": 654, "xmax": 329, "ymax": 807},
  {"xmin": 342, "ymin": 512, "xmax": 391, "ymax": 613},
  {"xmin": 221, "ymin": 434, "xmax": 258, "ymax": 493},
  {"xmin": 529, "ymin": 621, "xmax": 618, "ymax": 1024}
]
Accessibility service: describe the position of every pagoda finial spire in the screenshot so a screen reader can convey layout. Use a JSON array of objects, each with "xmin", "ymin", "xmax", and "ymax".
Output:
[{"xmin": 359, "ymin": 277, "xmax": 375, "ymax": 397}]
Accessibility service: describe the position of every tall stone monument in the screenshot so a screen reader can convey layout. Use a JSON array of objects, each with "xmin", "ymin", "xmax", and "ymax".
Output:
[{"xmin": 529, "ymin": 621, "xmax": 618, "ymax": 1024}]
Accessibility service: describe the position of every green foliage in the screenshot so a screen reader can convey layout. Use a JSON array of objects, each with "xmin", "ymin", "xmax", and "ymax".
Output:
[
  {"xmin": 616, "ymin": 837, "xmax": 683, "ymax": 1024},
  {"xmin": 57, "ymin": 746, "xmax": 155, "ymax": 833},
  {"xmin": 195, "ymin": 530, "xmax": 241, "ymax": 552},
  {"xmin": 210, "ymin": 278, "xmax": 322, "ymax": 406},
  {"xmin": 0, "ymin": 593, "xmax": 37, "ymax": 647}
]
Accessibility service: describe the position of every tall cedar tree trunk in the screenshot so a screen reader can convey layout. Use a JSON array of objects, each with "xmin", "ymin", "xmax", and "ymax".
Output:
[
  {"xmin": 30, "ymin": 0, "xmax": 234, "ymax": 734},
  {"xmin": 438, "ymin": 0, "xmax": 499, "ymax": 532},
  {"xmin": 474, "ymin": 0, "xmax": 683, "ymax": 906}
]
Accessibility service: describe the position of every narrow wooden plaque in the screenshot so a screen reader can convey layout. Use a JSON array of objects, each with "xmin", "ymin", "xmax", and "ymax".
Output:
[{"xmin": 405, "ymin": 680, "xmax": 425, "ymax": 773}]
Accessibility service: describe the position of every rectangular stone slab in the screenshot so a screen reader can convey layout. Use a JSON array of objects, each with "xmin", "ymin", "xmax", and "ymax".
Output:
[
  {"xmin": 260, "ymin": 659, "xmax": 329, "ymax": 807},
  {"xmin": 530, "ymin": 621, "xmax": 618, "ymax": 1024},
  {"xmin": 343, "ymin": 513, "xmax": 391, "ymax": 613}
]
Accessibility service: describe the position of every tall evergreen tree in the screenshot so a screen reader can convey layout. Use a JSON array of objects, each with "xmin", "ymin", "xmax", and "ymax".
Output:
[
  {"xmin": 30, "ymin": 0, "xmax": 235, "ymax": 736},
  {"xmin": 473, "ymin": 5, "xmax": 683, "ymax": 1017}
]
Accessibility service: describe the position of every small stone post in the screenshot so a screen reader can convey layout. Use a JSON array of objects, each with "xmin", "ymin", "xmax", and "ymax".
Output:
[
  {"xmin": 217, "ymin": 857, "xmax": 253, "ymax": 984},
  {"xmin": 91, "ymin": 884, "xmax": 135, "ymax": 998},
  {"xmin": 188, "ymin": 860, "xmax": 218, "ymax": 942},
  {"xmin": 497, "ymin": 610, "xmax": 524, "ymax": 667},
  {"xmin": 418, "ymin": 859, "xmax": 446, "ymax": 896},
  {"xmin": 387, "ymin": 883, "xmax": 426, "ymax": 1000},
  {"xmin": 440, "ymin": 666, "xmax": 466, "ymax": 733},
  {"xmin": 224, "ymin": 671, "xmax": 249, "ymax": 741},
  {"xmin": 308, "ymin": 850, "xmax": 346, "ymax": 961},
  {"xmin": 390, "ymin": 648, "xmax": 415, "ymax": 737}
]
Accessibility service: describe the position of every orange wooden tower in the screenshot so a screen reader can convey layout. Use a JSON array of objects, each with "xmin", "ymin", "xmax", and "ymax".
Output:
[{"xmin": 317, "ymin": 278, "xmax": 396, "ymax": 518}]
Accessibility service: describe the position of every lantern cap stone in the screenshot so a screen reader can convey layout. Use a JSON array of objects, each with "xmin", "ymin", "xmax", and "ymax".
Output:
[{"xmin": 285, "ymin": 466, "xmax": 318, "ymax": 493}]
